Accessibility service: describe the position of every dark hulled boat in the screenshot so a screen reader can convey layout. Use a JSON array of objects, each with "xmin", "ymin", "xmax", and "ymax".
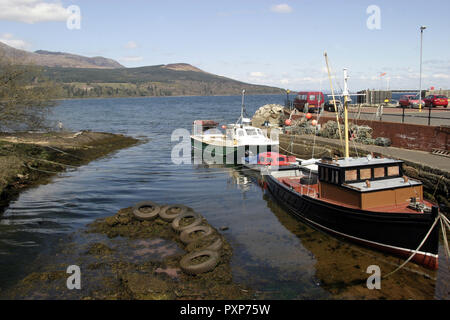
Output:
[
  {"xmin": 264, "ymin": 157, "xmax": 439, "ymax": 269},
  {"xmin": 264, "ymin": 67, "xmax": 440, "ymax": 270}
]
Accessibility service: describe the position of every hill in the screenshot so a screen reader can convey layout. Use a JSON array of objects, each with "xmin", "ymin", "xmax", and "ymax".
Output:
[
  {"xmin": 45, "ymin": 64, "xmax": 283, "ymax": 98},
  {"xmin": 0, "ymin": 42, "xmax": 124, "ymax": 69},
  {"xmin": 0, "ymin": 41, "xmax": 284, "ymax": 98}
]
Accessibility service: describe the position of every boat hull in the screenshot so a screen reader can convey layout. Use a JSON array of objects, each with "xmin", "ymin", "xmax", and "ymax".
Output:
[
  {"xmin": 264, "ymin": 174, "xmax": 439, "ymax": 270},
  {"xmin": 191, "ymin": 137, "xmax": 276, "ymax": 162}
]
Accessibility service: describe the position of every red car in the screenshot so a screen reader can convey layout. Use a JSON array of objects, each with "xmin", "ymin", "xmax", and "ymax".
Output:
[
  {"xmin": 423, "ymin": 95, "xmax": 448, "ymax": 108},
  {"xmin": 398, "ymin": 95, "xmax": 424, "ymax": 108},
  {"xmin": 293, "ymin": 91, "xmax": 325, "ymax": 113}
]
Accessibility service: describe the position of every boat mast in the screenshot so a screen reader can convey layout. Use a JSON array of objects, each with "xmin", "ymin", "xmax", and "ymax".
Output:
[
  {"xmin": 241, "ymin": 89, "xmax": 246, "ymax": 124},
  {"xmin": 237, "ymin": 89, "xmax": 246, "ymax": 126},
  {"xmin": 343, "ymin": 68, "xmax": 350, "ymax": 159}
]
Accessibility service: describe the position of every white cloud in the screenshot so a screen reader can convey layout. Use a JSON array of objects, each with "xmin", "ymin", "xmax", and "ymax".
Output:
[
  {"xmin": 124, "ymin": 41, "xmax": 138, "ymax": 49},
  {"xmin": 249, "ymin": 71, "xmax": 266, "ymax": 78},
  {"xmin": 120, "ymin": 56, "xmax": 144, "ymax": 62},
  {"xmin": 0, "ymin": 0, "xmax": 70, "ymax": 24},
  {"xmin": 270, "ymin": 4, "xmax": 293, "ymax": 14},
  {"xmin": 0, "ymin": 33, "xmax": 31, "ymax": 49}
]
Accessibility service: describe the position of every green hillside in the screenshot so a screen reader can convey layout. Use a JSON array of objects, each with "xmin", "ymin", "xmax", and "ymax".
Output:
[{"xmin": 42, "ymin": 64, "xmax": 284, "ymax": 98}]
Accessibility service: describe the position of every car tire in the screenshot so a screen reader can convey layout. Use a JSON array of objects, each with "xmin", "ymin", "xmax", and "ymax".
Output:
[
  {"xmin": 159, "ymin": 204, "xmax": 189, "ymax": 222},
  {"xmin": 185, "ymin": 235, "xmax": 223, "ymax": 252},
  {"xmin": 179, "ymin": 250, "xmax": 219, "ymax": 275},
  {"xmin": 132, "ymin": 201, "xmax": 161, "ymax": 221},
  {"xmin": 180, "ymin": 225, "xmax": 214, "ymax": 244},
  {"xmin": 172, "ymin": 212, "xmax": 203, "ymax": 233}
]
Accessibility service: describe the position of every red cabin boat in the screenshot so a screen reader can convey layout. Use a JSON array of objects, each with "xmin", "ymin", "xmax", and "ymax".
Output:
[{"xmin": 242, "ymin": 152, "xmax": 297, "ymax": 172}]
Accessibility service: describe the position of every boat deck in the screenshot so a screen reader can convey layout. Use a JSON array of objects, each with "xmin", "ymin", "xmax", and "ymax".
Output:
[{"xmin": 277, "ymin": 177, "xmax": 432, "ymax": 214}]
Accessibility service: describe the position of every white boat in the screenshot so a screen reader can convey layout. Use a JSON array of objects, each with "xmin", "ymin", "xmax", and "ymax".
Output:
[{"xmin": 190, "ymin": 90, "xmax": 279, "ymax": 160}]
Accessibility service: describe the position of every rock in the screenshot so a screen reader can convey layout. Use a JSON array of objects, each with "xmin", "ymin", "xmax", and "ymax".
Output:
[{"xmin": 251, "ymin": 104, "xmax": 287, "ymax": 128}]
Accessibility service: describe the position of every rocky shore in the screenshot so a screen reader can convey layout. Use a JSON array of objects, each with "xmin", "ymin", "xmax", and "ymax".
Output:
[
  {"xmin": 0, "ymin": 131, "xmax": 139, "ymax": 212},
  {"xmin": 2, "ymin": 205, "xmax": 254, "ymax": 300}
]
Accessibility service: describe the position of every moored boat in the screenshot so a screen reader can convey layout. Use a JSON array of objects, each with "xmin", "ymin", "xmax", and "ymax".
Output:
[
  {"xmin": 242, "ymin": 152, "xmax": 297, "ymax": 172},
  {"xmin": 264, "ymin": 68, "xmax": 440, "ymax": 269},
  {"xmin": 190, "ymin": 90, "xmax": 279, "ymax": 162}
]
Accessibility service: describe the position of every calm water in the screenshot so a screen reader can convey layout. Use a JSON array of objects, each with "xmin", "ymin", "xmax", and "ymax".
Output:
[{"xmin": 0, "ymin": 95, "xmax": 447, "ymax": 299}]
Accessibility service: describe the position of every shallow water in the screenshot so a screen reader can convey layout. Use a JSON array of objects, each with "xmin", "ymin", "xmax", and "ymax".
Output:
[{"xmin": 0, "ymin": 95, "xmax": 448, "ymax": 299}]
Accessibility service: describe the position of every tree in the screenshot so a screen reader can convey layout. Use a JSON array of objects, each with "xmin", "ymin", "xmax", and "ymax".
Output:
[{"xmin": 0, "ymin": 55, "xmax": 57, "ymax": 131}]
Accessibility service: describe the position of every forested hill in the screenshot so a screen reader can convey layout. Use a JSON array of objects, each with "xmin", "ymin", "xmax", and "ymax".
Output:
[
  {"xmin": 43, "ymin": 63, "xmax": 284, "ymax": 98},
  {"xmin": 0, "ymin": 41, "xmax": 283, "ymax": 98}
]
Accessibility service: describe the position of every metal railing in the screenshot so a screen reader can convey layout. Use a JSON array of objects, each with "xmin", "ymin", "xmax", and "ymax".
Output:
[{"xmin": 350, "ymin": 106, "xmax": 450, "ymax": 126}]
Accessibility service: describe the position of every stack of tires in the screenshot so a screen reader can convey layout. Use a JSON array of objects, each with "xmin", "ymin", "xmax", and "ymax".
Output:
[{"xmin": 131, "ymin": 201, "xmax": 223, "ymax": 275}]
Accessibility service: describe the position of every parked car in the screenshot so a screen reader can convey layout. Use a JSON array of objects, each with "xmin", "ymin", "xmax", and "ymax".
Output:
[
  {"xmin": 324, "ymin": 99, "xmax": 342, "ymax": 112},
  {"xmin": 398, "ymin": 95, "xmax": 425, "ymax": 108},
  {"xmin": 293, "ymin": 91, "xmax": 325, "ymax": 113},
  {"xmin": 423, "ymin": 95, "xmax": 448, "ymax": 108}
]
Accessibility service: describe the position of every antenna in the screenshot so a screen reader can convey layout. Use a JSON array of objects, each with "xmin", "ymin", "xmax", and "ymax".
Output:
[
  {"xmin": 343, "ymin": 68, "xmax": 350, "ymax": 159},
  {"xmin": 237, "ymin": 89, "xmax": 246, "ymax": 125},
  {"xmin": 241, "ymin": 89, "xmax": 246, "ymax": 121}
]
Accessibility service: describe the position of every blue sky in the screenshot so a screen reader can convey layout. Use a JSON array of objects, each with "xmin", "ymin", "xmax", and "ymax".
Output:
[{"xmin": 1, "ymin": 0, "xmax": 449, "ymax": 91}]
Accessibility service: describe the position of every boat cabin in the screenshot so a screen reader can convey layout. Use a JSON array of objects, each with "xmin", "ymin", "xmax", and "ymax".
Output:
[
  {"xmin": 317, "ymin": 157, "xmax": 424, "ymax": 210},
  {"xmin": 192, "ymin": 120, "xmax": 220, "ymax": 136}
]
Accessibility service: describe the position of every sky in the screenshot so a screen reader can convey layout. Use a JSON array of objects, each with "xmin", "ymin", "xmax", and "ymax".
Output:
[{"xmin": 0, "ymin": 0, "xmax": 449, "ymax": 91}]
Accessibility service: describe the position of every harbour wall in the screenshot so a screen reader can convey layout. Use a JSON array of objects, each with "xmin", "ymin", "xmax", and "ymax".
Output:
[{"xmin": 292, "ymin": 115, "xmax": 449, "ymax": 152}]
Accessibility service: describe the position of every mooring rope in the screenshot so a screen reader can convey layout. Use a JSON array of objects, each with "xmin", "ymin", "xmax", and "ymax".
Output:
[
  {"xmin": 383, "ymin": 214, "xmax": 441, "ymax": 279},
  {"xmin": 432, "ymin": 175, "xmax": 444, "ymax": 199}
]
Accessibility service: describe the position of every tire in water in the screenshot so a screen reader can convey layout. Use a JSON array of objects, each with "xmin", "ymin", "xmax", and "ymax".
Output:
[
  {"xmin": 132, "ymin": 201, "xmax": 161, "ymax": 221},
  {"xmin": 180, "ymin": 250, "xmax": 219, "ymax": 275}
]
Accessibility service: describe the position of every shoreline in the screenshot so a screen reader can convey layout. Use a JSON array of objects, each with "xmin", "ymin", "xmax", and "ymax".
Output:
[
  {"xmin": 0, "ymin": 131, "xmax": 140, "ymax": 213},
  {"xmin": 51, "ymin": 92, "xmax": 285, "ymax": 101}
]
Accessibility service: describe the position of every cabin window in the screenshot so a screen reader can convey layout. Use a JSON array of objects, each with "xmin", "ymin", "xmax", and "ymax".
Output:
[
  {"xmin": 345, "ymin": 170, "xmax": 357, "ymax": 182},
  {"xmin": 237, "ymin": 130, "xmax": 244, "ymax": 136},
  {"xmin": 359, "ymin": 168, "xmax": 371, "ymax": 180},
  {"xmin": 324, "ymin": 167, "xmax": 329, "ymax": 181},
  {"xmin": 246, "ymin": 129, "xmax": 257, "ymax": 136},
  {"xmin": 387, "ymin": 165, "xmax": 399, "ymax": 177},
  {"xmin": 374, "ymin": 167, "xmax": 385, "ymax": 178},
  {"xmin": 332, "ymin": 170, "xmax": 339, "ymax": 184}
]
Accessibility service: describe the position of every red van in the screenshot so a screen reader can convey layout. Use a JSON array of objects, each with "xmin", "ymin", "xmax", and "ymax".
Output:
[{"xmin": 293, "ymin": 91, "xmax": 325, "ymax": 113}]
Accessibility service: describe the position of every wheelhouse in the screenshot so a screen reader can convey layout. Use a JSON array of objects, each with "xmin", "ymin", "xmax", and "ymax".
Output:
[{"xmin": 317, "ymin": 157, "xmax": 424, "ymax": 211}]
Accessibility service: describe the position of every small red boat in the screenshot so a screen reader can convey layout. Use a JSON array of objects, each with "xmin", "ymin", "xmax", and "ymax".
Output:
[{"xmin": 242, "ymin": 152, "xmax": 297, "ymax": 172}]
